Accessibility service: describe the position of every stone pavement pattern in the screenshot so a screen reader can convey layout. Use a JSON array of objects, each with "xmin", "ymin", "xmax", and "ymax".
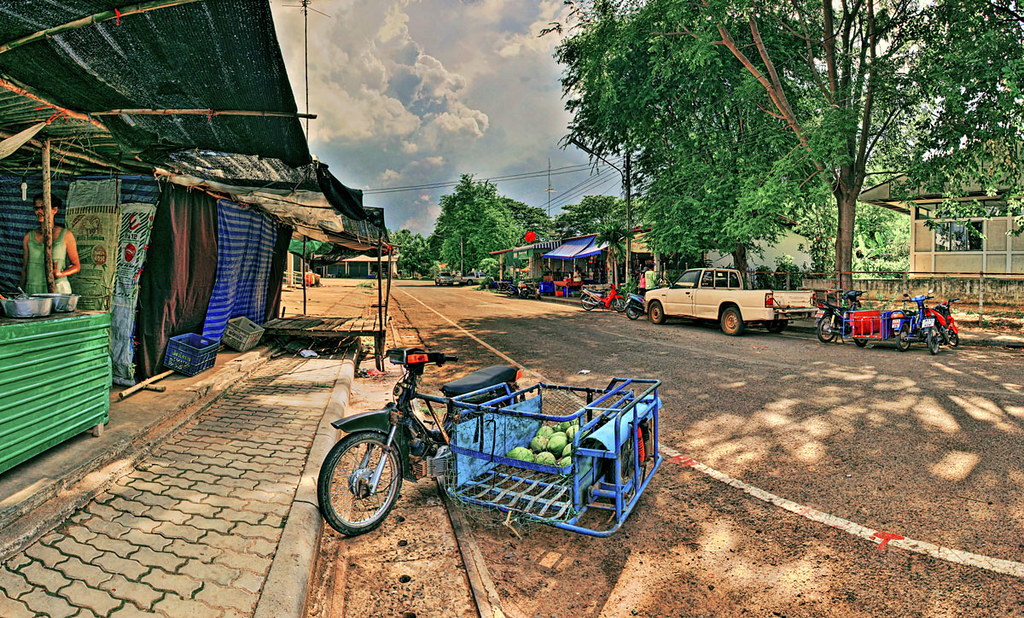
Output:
[{"xmin": 0, "ymin": 357, "xmax": 340, "ymax": 617}]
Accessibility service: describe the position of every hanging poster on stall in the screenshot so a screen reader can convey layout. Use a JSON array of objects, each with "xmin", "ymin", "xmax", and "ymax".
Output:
[
  {"xmin": 66, "ymin": 179, "xmax": 120, "ymax": 311},
  {"xmin": 111, "ymin": 203, "xmax": 156, "ymax": 385}
]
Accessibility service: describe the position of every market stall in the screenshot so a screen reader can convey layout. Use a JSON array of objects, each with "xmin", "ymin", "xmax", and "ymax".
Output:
[{"xmin": 0, "ymin": 310, "xmax": 110, "ymax": 475}]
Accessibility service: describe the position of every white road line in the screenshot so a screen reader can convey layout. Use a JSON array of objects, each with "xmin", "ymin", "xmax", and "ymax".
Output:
[{"xmin": 400, "ymin": 285, "xmax": 1024, "ymax": 579}]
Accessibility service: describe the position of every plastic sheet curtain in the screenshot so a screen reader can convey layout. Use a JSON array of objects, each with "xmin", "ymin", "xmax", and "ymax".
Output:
[{"xmin": 201, "ymin": 199, "xmax": 277, "ymax": 342}]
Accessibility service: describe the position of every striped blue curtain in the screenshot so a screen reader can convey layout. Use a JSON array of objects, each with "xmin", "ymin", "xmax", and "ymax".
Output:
[{"xmin": 202, "ymin": 199, "xmax": 277, "ymax": 341}]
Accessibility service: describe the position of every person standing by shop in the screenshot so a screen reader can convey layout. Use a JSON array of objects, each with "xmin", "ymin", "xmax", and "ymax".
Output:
[
  {"xmin": 22, "ymin": 194, "xmax": 80, "ymax": 295},
  {"xmin": 643, "ymin": 262, "xmax": 656, "ymax": 293}
]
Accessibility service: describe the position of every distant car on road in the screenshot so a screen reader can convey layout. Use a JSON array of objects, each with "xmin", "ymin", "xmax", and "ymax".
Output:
[
  {"xmin": 458, "ymin": 271, "xmax": 488, "ymax": 286},
  {"xmin": 435, "ymin": 271, "xmax": 455, "ymax": 286}
]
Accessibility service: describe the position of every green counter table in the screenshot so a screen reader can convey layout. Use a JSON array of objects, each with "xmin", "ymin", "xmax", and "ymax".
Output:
[{"xmin": 0, "ymin": 311, "xmax": 111, "ymax": 475}]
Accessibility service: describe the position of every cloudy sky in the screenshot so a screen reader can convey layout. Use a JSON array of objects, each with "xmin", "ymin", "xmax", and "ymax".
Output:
[{"xmin": 269, "ymin": 0, "xmax": 621, "ymax": 235}]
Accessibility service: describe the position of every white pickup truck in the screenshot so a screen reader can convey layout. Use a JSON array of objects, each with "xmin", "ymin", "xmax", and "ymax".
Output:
[{"xmin": 644, "ymin": 268, "xmax": 816, "ymax": 335}]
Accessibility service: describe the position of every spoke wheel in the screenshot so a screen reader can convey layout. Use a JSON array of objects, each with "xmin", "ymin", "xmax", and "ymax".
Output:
[
  {"xmin": 611, "ymin": 297, "xmax": 627, "ymax": 312},
  {"xmin": 318, "ymin": 432, "xmax": 402, "ymax": 536},
  {"xmin": 581, "ymin": 297, "xmax": 598, "ymax": 311},
  {"xmin": 626, "ymin": 306, "xmax": 641, "ymax": 320},
  {"xmin": 896, "ymin": 326, "xmax": 911, "ymax": 352},
  {"xmin": 948, "ymin": 330, "xmax": 960, "ymax": 348},
  {"xmin": 816, "ymin": 317, "xmax": 836, "ymax": 343},
  {"xmin": 927, "ymin": 328, "xmax": 940, "ymax": 355}
]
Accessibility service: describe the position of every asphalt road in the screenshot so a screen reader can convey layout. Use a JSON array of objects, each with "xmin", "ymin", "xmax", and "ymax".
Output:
[{"xmin": 392, "ymin": 280, "xmax": 1024, "ymax": 617}]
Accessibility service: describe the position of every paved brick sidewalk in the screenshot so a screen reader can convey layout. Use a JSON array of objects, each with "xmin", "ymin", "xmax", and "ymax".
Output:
[{"xmin": 0, "ymin": 357, "xmax": 340, "ymax": 617}]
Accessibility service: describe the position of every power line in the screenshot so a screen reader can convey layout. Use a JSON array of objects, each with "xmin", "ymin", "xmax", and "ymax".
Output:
[{"xmin": 362, "ymin": 160, "xmax": 620, "ymax": 195}]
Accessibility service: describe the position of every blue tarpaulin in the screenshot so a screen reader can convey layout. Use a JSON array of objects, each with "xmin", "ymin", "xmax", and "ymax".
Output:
[
  {"xmin": 542, "ymin": 235, "xmax": 606, "ymax": 260},
  {"xmin": 202, "ymin": 200, "xmax": 277, "ymax": 342}
]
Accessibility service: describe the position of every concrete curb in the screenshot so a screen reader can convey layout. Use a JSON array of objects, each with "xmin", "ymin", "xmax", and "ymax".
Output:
[
  {"xmin": 0, "ymin": 347, "xmax": 274, "ymax": 561},
  {"xmin": 254, "ymin": 347, "xmax": 358, "ymax": 618}
]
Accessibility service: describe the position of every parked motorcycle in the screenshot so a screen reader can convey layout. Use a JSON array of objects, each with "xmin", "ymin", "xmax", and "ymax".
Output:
[
  {"xmin": 931, "ymin": 297, "xmax": 961, "ymax": 348},
  {"xmin": 317, "ymin": 347, "xmax": 522, "ymax": 536},
  {"xmin": 893, "ymin": 293, "xmax": 941, "ymax": 355},
  {"xmin": 624, "ymin": 293, "xmax": 645, "ymax": 320},
  {"xmin": 815, "ymin": 289, "xmax": 864, "ymax": 343},
  {"xmin": 580, "ymin": 284, "xmax": 626, "ymax": 312}
]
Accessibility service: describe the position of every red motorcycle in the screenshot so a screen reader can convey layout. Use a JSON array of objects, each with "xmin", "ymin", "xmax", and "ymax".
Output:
[
  {"xmin": 580, "ymin": 284, "xmax": 626, "ymax": 312},
  {"xmin": 929, "ymin": 297, "xmax": 961, "ymax": 348}
]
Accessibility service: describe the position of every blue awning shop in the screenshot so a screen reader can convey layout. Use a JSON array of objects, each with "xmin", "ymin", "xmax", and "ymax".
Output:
[{"xmin": 541, "ymin": 235, "xmax": 609, "ymax": 282}]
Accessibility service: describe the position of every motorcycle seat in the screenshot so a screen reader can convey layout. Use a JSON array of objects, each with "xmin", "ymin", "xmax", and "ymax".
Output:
[{"xmin": 441, "ymin": 365, "xmax": 520, "ymax": 397}]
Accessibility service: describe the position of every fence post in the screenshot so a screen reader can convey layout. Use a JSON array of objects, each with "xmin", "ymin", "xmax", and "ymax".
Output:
[
  {"xmin": 978, "ymin": 272, "xmax": 984, "ymax": 323},
  {"xmin": 786, "ymin": 272, "xmax": 791, "ymax": 290}
]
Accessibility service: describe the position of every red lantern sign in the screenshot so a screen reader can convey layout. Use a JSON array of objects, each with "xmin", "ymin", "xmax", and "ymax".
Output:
[{"xmin": 524, "ymin": 231, "xmax": 536, "ymax": 243}]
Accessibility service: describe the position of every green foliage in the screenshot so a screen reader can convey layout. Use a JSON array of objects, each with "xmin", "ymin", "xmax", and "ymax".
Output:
[
  {"xmin": 852, "ymin": 203, "xmax": 910, "ymax": 277},
  {"xmin": 553, "ymin": 195, "xmax": 625, "ymax": 238},
  {"xmin": 477, "ymin": 257, "xmax": 499, "ymax": 279},
  {"xmin": 389, "ymin": 229, "xmax": 434, "ymax": 278},
  {"xmin": 434, "ymin": 175, "xmax": 520, "ymax": 272}
]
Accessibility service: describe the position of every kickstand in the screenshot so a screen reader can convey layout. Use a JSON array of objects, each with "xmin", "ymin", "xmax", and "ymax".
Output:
[{"xmin": 502, "ymin": 510, "xmax": 522, "ymax": 540}]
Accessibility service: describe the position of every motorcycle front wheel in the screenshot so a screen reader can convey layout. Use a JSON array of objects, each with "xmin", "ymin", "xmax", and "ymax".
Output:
[
  {"xmin": 816, "ymin": 317, "xmax": 836, "ymax": 343},
  {"xmin": 318, "ymin": 432, "xmax": 403, "ymax": 536},
  {"xmin": 626, "ymin": 305, "xmax": 642, "ymax": 320},
  {"xmin": 927, "ymin": 328, "xmax": 940, "ymax": 355}
]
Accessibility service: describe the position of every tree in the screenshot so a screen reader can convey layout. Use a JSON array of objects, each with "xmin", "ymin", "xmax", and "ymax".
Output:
[
  {"xmin": 557, "ymin": 0, "xmax": 1024, "ymax": 288},
  {"xmin": 433, "ymin": 175, "xmax": 519, "ymax": 272},
  {"xmin": 556, "ymin": 1, "xmax": 814, "ymax": 274},
  {"xmin": 389, "ymin": 229, "xmax": 434, "ymax": 278},
  {"xmin": 501, "ymin": 197, "xmax": 553, "ymax": 240},
  {"xmin": 595, "ymin": 221, "xmax": 632, "ymax": 287},
  {"xmin": 553, "ymin": 195, "xmax": 625, "ymax": 238}
]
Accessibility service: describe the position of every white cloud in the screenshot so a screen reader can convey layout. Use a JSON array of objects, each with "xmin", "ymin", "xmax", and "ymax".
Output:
[{"xmin": 270, "ymin": 0, "xmax": 595, "ymax": 236}]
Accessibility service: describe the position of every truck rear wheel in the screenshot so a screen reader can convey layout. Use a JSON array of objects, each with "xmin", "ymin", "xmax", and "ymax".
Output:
[
  {"xmin": 648, "ymin": 301, "xmax": 665, "ymax": 324},
  {"xmin": 720, "ymin": 306, "xmax": 745, "ymax": 336}
]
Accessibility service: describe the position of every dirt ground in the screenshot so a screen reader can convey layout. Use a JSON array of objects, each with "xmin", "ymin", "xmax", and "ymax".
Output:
[{"xmin": 300, "ymin": 279, "xmax": 1024, "ymax": 618}]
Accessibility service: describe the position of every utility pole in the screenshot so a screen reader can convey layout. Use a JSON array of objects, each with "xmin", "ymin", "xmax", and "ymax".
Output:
[
  {"xmin": 547, "ymin": 158, "xmax": 554, "ymax": 217},
  {"xmin": 460, "ymin": 235, "xmax": 464, "ymax": 274},
  {"xmin": 569, "ymin": 138, "xmax": 632, "ymax": 285}
]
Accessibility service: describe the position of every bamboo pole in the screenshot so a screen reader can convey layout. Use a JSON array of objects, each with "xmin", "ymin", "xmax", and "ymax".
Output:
[
  {"xmin": 91, "ymin": 109, "xmax": 316, "ymax": 119},
  {"xmin": 42, "ymin": 139, "xmax": 55, "ymax": 293},
  {"xmin": 118, "ymin": 369, "xmax": 174, "ymax": 400},
  {"xmin": 1, "ymin": 131, "xmax": 121, "ymax": 169},
  {"xmin": 0, "ymin": 0, "xmax": 203, "ymax": 55},
  {"xmin": 0, "ymin": 78, "xmax": 108, "ymax": 129}
]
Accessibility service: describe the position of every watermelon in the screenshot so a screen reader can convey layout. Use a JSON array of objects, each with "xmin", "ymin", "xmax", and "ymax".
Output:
[
  {"xmin": 535, "ymin": 451, "xmax": 556, "ymax": 466},
  {"xmin": 546, "ymin": 432, "xmax": 568, "ymax": 455},
  {"xmin": 529, "ymin": 435, "xmax": 549, "ymax": 453},
  {"xmin": 507, "ymin": 446, "xmax": 534, "ymax": 462}
]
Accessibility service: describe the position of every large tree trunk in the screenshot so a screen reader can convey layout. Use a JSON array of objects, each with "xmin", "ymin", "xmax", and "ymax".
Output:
[
  {"xmin": 834, "ymin": 187, "xmax": 857, "ymax": 291},
  {"xmin": 731, "ymin": 243, "xmax": 749, "ymax": 285}
]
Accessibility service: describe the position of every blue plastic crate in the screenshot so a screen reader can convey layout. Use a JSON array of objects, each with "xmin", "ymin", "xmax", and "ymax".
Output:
[
  {"xmin": 164, "ymin": 333, "xmax": 219, "ymax": 376},
  {"xmin": 538, "ymin": 281, "xmax": 555, "ymax": 295}
]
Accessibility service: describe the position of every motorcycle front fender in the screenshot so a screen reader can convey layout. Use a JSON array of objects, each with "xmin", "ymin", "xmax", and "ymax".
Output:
[
  {"xmin": 331, "ymin": 404, "xmax": 396, "ymax": 433},
  {"xmin": 330, "ymin": 404, "xmax": 413, "ymax": 481}
]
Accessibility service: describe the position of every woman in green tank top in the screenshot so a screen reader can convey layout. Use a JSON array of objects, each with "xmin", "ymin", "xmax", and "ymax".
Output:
[{"xmin": 21, "ymin": 195, "xmax": 81, "ymax": 295}]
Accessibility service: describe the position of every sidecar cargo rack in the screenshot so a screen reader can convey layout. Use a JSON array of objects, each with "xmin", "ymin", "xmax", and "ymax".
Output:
[{"xmin": 446, "ymin": 378, "xmax": 662, "ymax": 537}]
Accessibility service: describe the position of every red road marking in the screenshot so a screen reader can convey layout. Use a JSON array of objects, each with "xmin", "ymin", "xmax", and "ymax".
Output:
[
  {"xmin": 873, "ymin": 531, "xmax": 905, "ymax": 551},
  {"xmin": 669, "ymin": 454, "xmax": 696, "ymax": 467}
]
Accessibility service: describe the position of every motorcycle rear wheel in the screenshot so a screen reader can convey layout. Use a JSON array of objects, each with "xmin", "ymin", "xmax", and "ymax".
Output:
[
  {"xmin": 948, "ymin": 330, "xmax": 960, "ymax": 348},
  {"xmin": 896, "ymin": 327, "xmax": 911, "ymax": 352},
  {"xmin": 816, "ymin": 318, "xmax": 836, "ymax": 343},
  {"xmin": 927, "ymin": 328, "xmax": 940, "ymax": 355},
  {"xmin": 612, "ymin": 297, "xmax": 627, "ymax": 313},
  {"xmin": 318, "ymin": 432, "xmax": 403, "ymax": 536},
  {"xmin": 626, "ymin": 306, "xmax": 641, "ymax": 320},
  {"xmin": 581, "ymin": 297, "xmax": 598, "ymax": 311}
]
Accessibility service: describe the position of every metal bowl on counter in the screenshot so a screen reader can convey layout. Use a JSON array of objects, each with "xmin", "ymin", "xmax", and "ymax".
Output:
[
  {"xmin": 1, "ymin": 296, "xmax": 53, "ymax": 318},
  {"xmin": 31, "ymin": 293, "xmax": 80, "ymax": 313}
]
